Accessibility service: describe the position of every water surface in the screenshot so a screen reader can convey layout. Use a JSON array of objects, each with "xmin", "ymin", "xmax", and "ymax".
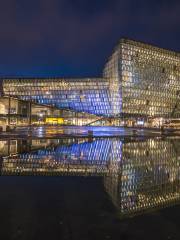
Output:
[{"xmin": 0, "ymin": 136, "xmax": 180, "ymax": 239}]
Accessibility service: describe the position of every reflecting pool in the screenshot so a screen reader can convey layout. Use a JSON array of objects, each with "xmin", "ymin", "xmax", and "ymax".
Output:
[{"xmin": 0, "ymin": 137, "xmax": 180, "ymax": 219}]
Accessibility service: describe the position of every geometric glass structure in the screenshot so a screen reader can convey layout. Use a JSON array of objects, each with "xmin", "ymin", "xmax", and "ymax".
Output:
[
  {"xmin": 103, "ymin": 39, "xmax": 180, "ymax": 118},
  {"xmin": 3, "ymin": 39, "xmax": 180, "ymax": 119}
]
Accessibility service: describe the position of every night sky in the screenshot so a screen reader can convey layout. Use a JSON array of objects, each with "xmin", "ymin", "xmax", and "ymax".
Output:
[{"xmin": 0, "ymin": 0, "xmax": 179, "ymax": 78}]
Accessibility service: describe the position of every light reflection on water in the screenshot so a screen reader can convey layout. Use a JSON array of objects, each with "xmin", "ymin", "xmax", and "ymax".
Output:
[
  {"xmin": 15, "ymin": 126, "xmax": 134, "ymax": 137},
  {"xmin": 0, "ymin": 137, "xmax": 180, "ymax": 218}
]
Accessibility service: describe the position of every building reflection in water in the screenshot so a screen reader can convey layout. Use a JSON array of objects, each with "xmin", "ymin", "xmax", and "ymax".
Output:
[
  {"xmin": 104, "ymin": 138, "xmax": 180, "ymax": 217},
  {"xmin": 0, "ymin": 137, "xmax": 180, "ymax": 217}
]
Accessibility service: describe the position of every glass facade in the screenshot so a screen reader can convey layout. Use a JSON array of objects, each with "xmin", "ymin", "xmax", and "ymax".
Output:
[
  {"xmin": 3, "ymin": 78, "xmax": 112, "ymax": 117},
  {"xmin": 0, "ymin": 96, "xmax": 102, "ymax": 126},
  {"xmin": 3, "ymin": 39, "xmax": 180, "ymax": 120},
  {"xmin": 104, "ymin": 39, "xmax": 180, "ymax": 118}
]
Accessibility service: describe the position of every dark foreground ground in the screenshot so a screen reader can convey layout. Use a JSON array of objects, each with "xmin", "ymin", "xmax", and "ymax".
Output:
[{"xmin": 0, "ymin": 176, "xmax": 179, "ymax": 240}]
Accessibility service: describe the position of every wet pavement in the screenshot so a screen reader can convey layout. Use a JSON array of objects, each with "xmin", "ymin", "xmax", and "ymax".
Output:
[{"xmin": 0, "ymin": 126, "xmax": 164, "ymax": 139}]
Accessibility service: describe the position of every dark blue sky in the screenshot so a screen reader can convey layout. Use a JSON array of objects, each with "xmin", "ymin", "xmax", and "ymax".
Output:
[{"xmin": 0, "ymin": 0, "xmax": 179, "ymax": 77}]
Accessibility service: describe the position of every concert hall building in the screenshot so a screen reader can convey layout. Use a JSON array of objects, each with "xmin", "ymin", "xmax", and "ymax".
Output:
[{"xmin": 2, "ymin": 39, "xmax": 180, "ymax": 126}]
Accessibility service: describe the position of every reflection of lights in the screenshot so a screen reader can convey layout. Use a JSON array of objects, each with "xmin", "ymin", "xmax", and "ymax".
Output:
[
  {"xmin": 2, "ymin": 136, "xmax": 180, "ymax": 219},
  {"xmin": 137, "ymin": 120, "xmax": 144, "ymax": 125},
  {"xmin": 38, "ymin": 127, "xmax": 43, "ymax": 132},
  {"xmin": 37, "ymin": 126, "xmax": 44, "ymax": 137}
]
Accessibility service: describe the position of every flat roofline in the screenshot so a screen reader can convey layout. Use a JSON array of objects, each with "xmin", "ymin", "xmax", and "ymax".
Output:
[
  {"xmin": 120, "ymin": 37, "xmax": 180, "ymax": 56},
  {"xmin": 1, "ymin": 77, "xmax": 105, "ymax": 81},
  {"xmin": 103, "ymin": 37, "xmax": 180, "ymax": 70}
]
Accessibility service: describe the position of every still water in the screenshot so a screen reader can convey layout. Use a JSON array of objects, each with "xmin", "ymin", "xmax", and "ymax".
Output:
[{"xmin": 0, "ymin": 136, "xmax": 180, "ymax": 220}]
